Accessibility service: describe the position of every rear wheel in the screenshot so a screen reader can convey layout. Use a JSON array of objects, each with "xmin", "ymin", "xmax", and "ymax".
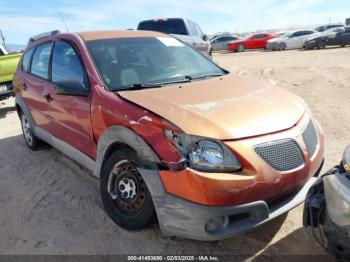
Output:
[
  {"xmin": 236, "ymin": 44, "xmax": 245, "ymax": 52},
  {"xmin": 20, "ymin": 111, "xmax": 43, "ymax": 151},
  {"xmin": 100, "ymin": 149, "xmax": 156, "ymax": 230}
]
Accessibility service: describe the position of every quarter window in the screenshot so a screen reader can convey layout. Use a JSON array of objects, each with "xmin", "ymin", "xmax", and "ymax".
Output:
[
  {"xmin": 51, "ymin": 40, "xmax": 87, "ymax": 92},
  {"xmin": 30, "ymin": 42, "xmax": 52, "ymax": 79},
  {"xmin": 22, "ymin": 48, "xmax": 34, "ymax": 72}
]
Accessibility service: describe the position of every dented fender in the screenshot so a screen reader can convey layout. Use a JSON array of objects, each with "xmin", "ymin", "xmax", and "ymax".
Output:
[{"xmin": 93, "ymin": 125, "xmax": 161, "ymax": 177}]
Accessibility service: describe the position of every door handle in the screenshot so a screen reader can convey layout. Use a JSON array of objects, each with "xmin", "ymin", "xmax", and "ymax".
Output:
[{"xmin": 43, "ymin": 93, "xmax": 53, "ymax": 102}]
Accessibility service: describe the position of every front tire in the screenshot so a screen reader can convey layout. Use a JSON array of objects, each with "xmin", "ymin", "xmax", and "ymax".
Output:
[
  {"xmin": 100, "ymin": 149, "xmax": 156, "ymax": 230},
  {"xmin": 20, "ymin": 111, "xmax": 43, "ymax": 151}
]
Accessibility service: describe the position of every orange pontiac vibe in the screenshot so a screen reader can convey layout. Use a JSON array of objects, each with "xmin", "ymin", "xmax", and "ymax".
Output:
[{"xmin": 14, "ymin": 30, "xmax": 325, "ymax": 241}]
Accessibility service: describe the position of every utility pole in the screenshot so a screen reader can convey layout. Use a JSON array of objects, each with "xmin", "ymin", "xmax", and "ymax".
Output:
[{"xmin": 0, "ymin": 29, "xmax": 7, "ymax": 51}]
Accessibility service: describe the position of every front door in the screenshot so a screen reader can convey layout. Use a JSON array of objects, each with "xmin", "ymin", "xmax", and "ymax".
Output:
[{"xmin": 44, "ymin": 40, "xmax": 95, "ymax": 158}]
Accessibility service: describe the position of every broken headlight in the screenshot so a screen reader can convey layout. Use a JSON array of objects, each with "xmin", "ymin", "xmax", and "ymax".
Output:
[
  {"xmin": 164, "ymin": 130, "xmax": 241, "ymax": 172},
  {"xmin": 342, "ymin": 145, "xmax": 350, "ymax": 173}
]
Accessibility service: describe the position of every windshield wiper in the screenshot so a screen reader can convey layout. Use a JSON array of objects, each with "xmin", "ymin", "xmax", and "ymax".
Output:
[
  {"xmin": 186, "ymin": 73, "xmax": 224, "ymax": 80},
  {"xmin": 113, "ymin": 83, "xmax": 163, "ymax": 91}
]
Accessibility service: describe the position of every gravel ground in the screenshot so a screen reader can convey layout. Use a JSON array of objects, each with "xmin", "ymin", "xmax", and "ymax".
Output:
[{"xmin": 1, "ymin": 47, "xmax": 349, "ymax": 260}]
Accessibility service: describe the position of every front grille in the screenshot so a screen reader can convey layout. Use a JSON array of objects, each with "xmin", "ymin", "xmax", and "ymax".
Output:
[
  {"xmin": 254, "ymin": 139, "xmax": 305, "ymax": 172},
  {"xmin": 302, "ymin": 121, "xmax": 318, "ymax": 157}
]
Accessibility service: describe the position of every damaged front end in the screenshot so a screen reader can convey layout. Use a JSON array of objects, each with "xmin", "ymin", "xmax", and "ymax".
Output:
[{"xmin": 304, "ymin": 146, "xmax": 350, "ymax": 258}]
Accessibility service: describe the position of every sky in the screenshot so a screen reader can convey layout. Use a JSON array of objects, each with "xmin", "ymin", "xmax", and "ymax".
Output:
[{"xmin": 0, "ymin": 0, "xmax": 349, "ymax": 44}]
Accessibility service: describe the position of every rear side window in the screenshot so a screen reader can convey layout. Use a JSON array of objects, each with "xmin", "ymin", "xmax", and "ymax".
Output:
[
  {"xmin": 51, "ymin": 40, "xmax": 87, "ymax": 92},
  {"xmin": 30, "ymin": 42, "xmax": 52, "ymax": 79},
  {"xmin": 22, "ymin": 48, "xmax": 34, "ymax": 72},
  {"xmin": 138, "ymin": 19, "xmax": 188, "ymax": 35}
]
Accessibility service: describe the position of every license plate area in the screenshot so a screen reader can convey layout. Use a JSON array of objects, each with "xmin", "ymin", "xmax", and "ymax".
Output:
[{"xmin": 0, "ymin": 84, "xmax": 9, "ymax": 92}]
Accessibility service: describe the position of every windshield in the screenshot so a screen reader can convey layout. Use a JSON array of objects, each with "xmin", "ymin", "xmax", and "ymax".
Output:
[{"xmin": 87, "ymin": 37, "xmax": 225, "ymax": 91}]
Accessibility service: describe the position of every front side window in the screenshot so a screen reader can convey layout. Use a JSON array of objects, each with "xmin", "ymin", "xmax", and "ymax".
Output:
[
  {"xmin": 22, "ymin": 48, "xmax": 34, "ymax": 72},
  {"xmin": 30, "ymin": 42, "xmax": 52, "ymax": 79},
  {"xmin": 51, "ymin": 40, "xmax": 87, "ymax": 92},
  {"xmin": 87, "ymin": 37, "xmax": 225, "ymax": 91}
]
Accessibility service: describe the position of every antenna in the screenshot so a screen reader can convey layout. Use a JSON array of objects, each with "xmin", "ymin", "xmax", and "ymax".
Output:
[
  {"xmin": 0, "ymin": 29, "xmax": 7, "ymax": 51},
  {"xmin": 58, "ymin": 12, "xmax": 69, "ymax": 32}
]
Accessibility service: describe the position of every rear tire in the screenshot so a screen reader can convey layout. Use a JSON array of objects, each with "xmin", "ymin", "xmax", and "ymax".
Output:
[
  {"xmin": 236, "ymin": 44, "xmax": 245, "ymax": 52},
  {"xmin": 100, "ymin": 149, "xmax": 157, "ymax": 230},
  {"xmin": 20, "ymin": 111, "xmax": 43, "ymax": 151}
]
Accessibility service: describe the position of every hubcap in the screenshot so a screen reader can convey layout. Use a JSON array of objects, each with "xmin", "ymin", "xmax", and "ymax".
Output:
[
  {"xmin": 107, "ymin": 160, "xmax": 147, "ymax": 214},
  {"xmin": 21, "ymin": 115, "xmax": 33, "ymax": 146},
  {"xmin": 118, "ymin": 178, "xmax": 136, "ymax": 199}
]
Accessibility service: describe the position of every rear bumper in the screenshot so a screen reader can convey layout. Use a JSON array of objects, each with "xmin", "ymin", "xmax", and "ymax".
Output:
[{"xmin": 144, "ymin": 161, "xmax": 324, "ymax": 241}]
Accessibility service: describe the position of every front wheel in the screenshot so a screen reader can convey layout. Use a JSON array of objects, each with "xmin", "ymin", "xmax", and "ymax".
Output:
[
  {"xmin": 236, "ymin": 44, "xmax": 245, "ymax": 52},
  {"xmin": 100, "ymin": 149, "xmax": 156, "ymax": 230}
]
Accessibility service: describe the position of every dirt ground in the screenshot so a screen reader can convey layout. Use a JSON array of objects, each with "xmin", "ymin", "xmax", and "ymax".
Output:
[{"xmin": 1, "ymin": 47, "xmax": 349, "ymax": 260}]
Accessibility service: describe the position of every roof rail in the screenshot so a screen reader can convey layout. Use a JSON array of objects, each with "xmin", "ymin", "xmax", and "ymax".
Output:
[{"xmin": 28, "ymin": 30, "xmax": 61, "ymax": 45}]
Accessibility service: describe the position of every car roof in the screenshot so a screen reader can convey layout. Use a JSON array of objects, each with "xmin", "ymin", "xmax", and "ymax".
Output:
[{"xmin": 77, "ymin": 30, "xmax": 167, "ymax": 41}]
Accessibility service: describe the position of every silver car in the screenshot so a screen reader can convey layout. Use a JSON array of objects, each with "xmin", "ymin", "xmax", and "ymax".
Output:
[{"xmin": 210, "ymin": 35, "xmax": 240, "ymax": 54}]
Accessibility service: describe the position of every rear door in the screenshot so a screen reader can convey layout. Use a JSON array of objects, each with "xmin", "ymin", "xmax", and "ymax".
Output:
[
  {"xmin": 44, "ymin": 40, "xmax": 94, "ymax": 157},
  {"xmin": 19, "ymin": 42, "xmax": 54, "ymax": 129}
]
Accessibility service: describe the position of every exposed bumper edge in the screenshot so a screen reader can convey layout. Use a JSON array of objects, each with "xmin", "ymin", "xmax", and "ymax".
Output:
[{"xmin": 139, "ymin": 166, "xmax": 320, "ymax": 241}]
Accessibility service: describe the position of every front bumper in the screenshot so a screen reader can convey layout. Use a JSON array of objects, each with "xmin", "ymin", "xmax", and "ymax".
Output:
[
  {"xmin": 141, "ymin": 161, "xmax": 323, "ymax": 241},
  {"xmin": 267, "ymin": 42, "xmax": 281, "ymax": 50}
]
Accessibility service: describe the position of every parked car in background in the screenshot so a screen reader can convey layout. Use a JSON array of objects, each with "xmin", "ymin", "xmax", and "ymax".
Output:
[
  {"xmin": 304, "ymin": 145, "xmax": 350, "ymax": 258},
  {"xmin": 346, "ymin": 18, "xmax": 350, "ymax": 26},
  {"xmin": 209, "ymin": 35, "xmax": 240, "ymax": 54},
  {"xmin": 0, "ymin": 44, "xmax": 21, "ymax": 101},
  {"xmin": 137, "ymin": 18, "xmax": 210, "ymax": 56},
  {"xmin": 304, "ymin": 26, "xmax": 349, "ymax": 50},
  {"xmin": 315, "ymin": 23, "xmax": 344, "ymax": 32},
  {"xmin": 14, "ymin": 30, "xmax": 324, "ymax": 241},
  {"xmin": 267, "ymin": 29, "xmax": 316, "ymax": 50},
  {"xmin": 227, "ymin": 33, "xmax": 277, "ymax": 52}
]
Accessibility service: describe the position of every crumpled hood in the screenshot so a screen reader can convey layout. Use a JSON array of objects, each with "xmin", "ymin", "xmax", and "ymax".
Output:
[{"xmin": 118, "ymin": 73, "xmax": 306, "ymax": 140}]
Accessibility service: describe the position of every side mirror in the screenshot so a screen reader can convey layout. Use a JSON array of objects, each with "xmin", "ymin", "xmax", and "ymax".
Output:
[
  {"xmin": 54, "ymin": 80, "xmax": 89, "ymax": 96},
  {"xmin": 202, "ymin": 34, "xmax": 208, "ymax": 41}
]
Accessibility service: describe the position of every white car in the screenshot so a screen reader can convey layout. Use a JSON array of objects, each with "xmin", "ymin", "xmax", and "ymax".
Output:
[{"xmin": 267, "ymin": 29, "xmax": 317, "ymax": 50}]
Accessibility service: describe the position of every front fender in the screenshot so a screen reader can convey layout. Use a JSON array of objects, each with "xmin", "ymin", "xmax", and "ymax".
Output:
[{"xmin": 94, "ymin": 125, "xmax": 160, "ymax": 178}]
